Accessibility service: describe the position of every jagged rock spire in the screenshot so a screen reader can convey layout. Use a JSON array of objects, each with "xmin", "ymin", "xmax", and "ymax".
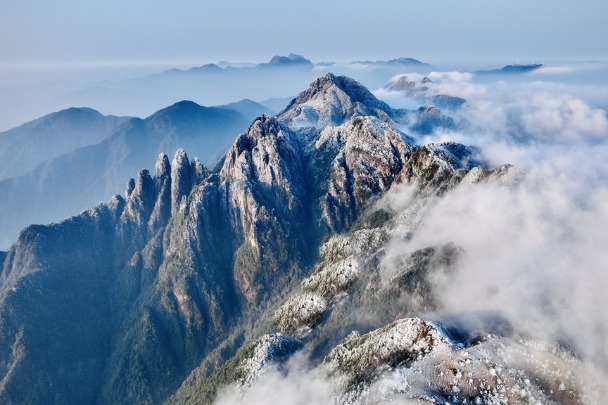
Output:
[
  {"xmin": 171, "ymin": 149, "xmax": 192, "ymax": 214},
  {"xmin": 123, "ymin": 169, "xmax": 156, "ymax": 226},
  {"xmin": 190, "ymin": 157, "xmax": 209, "ymax": 185},
  {"xmin": 125, "ymin": 178, "xmax": 135, "ymax": 198},
  {"xmin": 155, "ymin": 153, "xmax": 171, "ymax": 179},
  {"xmin": 149, "ymin": 153, "xmax": 172, "ymax": 231}
]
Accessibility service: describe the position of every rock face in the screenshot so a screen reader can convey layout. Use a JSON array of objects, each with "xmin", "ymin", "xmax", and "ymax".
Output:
[
  {"xmin": 312, "ymin": 116, "xmax": 416, "ymax": 232},
  {"xmin": 0, "ymin": 74, "xmax": 537, "ymax": 405}
]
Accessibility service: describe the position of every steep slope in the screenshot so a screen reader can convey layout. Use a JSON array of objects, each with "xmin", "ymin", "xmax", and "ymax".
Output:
[
  {"xmin": 0, "ymin": 149, "xmax": 239, "ymax": 404},
  {"xmin": 0, "ymin": 107, "xmax": 128, "ymax": 180},
  {"xmin": 218, "ymin": 115, "xmax": 315, "ymax": 304},
  {"xmin": 0, "ymin": 101, "xmax": 251, "ymax": 249},
  {"xmin": 168, "ymin": 80, "xmax": 489, "ymax": 404},
  {"xmin": 191, "ymin": 159, "xmax": 594, "ymax": 404}
]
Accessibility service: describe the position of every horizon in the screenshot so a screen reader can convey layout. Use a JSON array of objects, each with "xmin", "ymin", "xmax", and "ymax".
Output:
[
  {"xmin": 2, "ymin": 1, "xmax": 607, "ymax": 65},
  {"xmin": 2, "ymin": 0, "xmax": 607, "ymax": 130}
]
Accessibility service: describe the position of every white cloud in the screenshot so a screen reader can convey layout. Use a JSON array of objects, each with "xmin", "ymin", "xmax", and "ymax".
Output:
[
  {"xmin": 382, "ymin": 156, "xmax": 608, "ymax": 377},
  {"xmin": 214, "ymin": 352, "xmax": 332, "ymax": 405},
  {"xmin": 374, "ymin": 66, "xmax": 608, "ymax": 392}
]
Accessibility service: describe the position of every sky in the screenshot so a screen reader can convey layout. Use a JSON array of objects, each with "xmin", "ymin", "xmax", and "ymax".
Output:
[
  {"xmin": 0, "ymin": 0, "xmax": 606, "ymax": 130},
  {"xmin": 1, "ymin": 0, "xmax": 607, "ymax": 72}
]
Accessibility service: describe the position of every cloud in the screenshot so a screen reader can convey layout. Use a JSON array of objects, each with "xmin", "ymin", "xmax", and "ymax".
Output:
[
  {"xmin": 517, "ymin": 92, "xmax": 607, "ymax": 142},
  {"xmin": 214, "ymin": 352, "xmax": 332, "ymax": 405},
  {"xmin": 380, "ymin": 147, "xmax": 608, "ymax": 380},
  {"xmin": 427, "ymin": 70, "xmax": 474, "ymax": 83},
  {"xmin": 410, "ymin": 65, "xmax": 608, "ymax": 173},
  {"xmin": 373, "ymin": 64, "xmax": 608, "ymax": 395}
]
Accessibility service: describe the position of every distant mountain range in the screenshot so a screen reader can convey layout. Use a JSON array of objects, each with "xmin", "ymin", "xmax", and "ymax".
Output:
[
  {"xmin": 0, "ymin": 74, "xmax": 589, "ymax": 404},
  {"xmin": 351, "ymin": 57, "xmax": 432, "ymax": 68},
  {"xmin": 0, "ymin": 99, "xmax": 270, "ymax": 249},
  {"xmin": 54, "ymin": 54, "xmax": 435, "ymax": 121},
  {"xmin": 473, "ymin": 63, "xmax": 543, "ymax": 75},
  {"xmin": 0, "ymin": 108, "xmax": 129, "ymax": 180}
]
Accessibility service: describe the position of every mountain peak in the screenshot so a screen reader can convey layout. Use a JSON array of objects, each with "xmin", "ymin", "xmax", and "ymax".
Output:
[
  {"xmin": 260, "ymin": 53, "xmax": 313, "ymax": 68},
  {"xmin": 278, "ymin": 74, "xmax": 393, "ymax": 128},
  {"xmin": 155, "ymin": 153, "xmax": 171, "ymax": 178},
  {"xmin": 171, "ymin": 148, "xmax": 192, "ymax": 213}
]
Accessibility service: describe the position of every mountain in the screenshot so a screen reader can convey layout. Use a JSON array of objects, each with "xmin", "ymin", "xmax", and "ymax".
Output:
[
  {"xmin": 474, "ymin": 63, "xmax": 543, "ymax": 75},
  {"xmin": 352, "ymin": 57, "xmax": 432, "ymax": 68},
  {"xmin": 259, "ymin": 53, "xmax": 314, "ymax": 68},
  {"xmin": 217, "ymin": 99, "xmax": 275, "ymax": 119},
  {"xmin": 0, "ymin": 107, "xmax": 129, "ymax": 180},
  {"xmin": 384, "ymin": 74, "xmax": 466, "ymax": 110},
  {"xmin": 0, "ymin": 74, "xmax": 589, "ymax": 404},
  {"xmin": 277, "ymin": 73, "xmax": 395, "ymax": 127},
  {"xmin": 53, "ymin": 55, "xmax": 436, "ymax": 123},
  {"xmin": 56, "ymin": 55, "xmax": 321, "ymax": 122},
  {"xmin": 0, "ymin": 101, "xmax": 251, "ymax": 249}
]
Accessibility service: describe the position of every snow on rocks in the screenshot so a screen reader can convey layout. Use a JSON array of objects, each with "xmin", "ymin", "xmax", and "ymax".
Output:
[
  {"xmin": 322, "ymin": 318, "xmax": 452, "ymax": 397},
  {"xmin": 301, "ymin": 256, "xmax": 360, "ymax": 302},
  {"xmin": 321, "ymin": 320, "xmax": 589, "ymax": 405},
  {"xmin": 273, "ymin": 292, "xmax": 328, "ymax": 338},
  {"xmin": 394, "ymin": 336, "xmax": 589, "ymax": 405},
  {"xmin": 278, "ymin": 73, "xmax": 394, "ymax": 128},
  {"xmin": 236, "ymin": 333, "xmax": 304, "ymax": 387}
]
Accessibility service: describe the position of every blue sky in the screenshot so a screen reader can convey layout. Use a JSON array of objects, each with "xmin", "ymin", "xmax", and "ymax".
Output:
[{"xmin": 1, "ymin": 0, "xmax": 607, "ymax": 67}]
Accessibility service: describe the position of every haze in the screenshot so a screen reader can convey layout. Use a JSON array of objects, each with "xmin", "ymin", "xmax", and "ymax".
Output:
[{"xmin": 0, "ymin": 0, "xmax": 606, "ymax": 131}]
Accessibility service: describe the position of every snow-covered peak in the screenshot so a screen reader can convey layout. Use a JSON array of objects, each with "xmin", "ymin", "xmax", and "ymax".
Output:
[
  {"xmin": 385, "ymin": 75, "xmax": 418, "ymax": 92},
  {"xmin": 220, "ymin": 114, "xmax": 303, "ymax": 190},
  {"xmin": 278, "ymin": 74, "xmax": 394, "ymax": 128}
]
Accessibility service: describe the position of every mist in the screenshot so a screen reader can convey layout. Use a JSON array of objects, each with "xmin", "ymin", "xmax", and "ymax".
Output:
[
  {"xmin": 378, "ymin": 63, "xmax": 608, "ymax": 398},
  {"xmin": 0, "ymin": 57, "xmax": 439, "ymax": 132},
  {"xmin": 214, "ymin": 353, "xmax": 332, "ymax": 405}
]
